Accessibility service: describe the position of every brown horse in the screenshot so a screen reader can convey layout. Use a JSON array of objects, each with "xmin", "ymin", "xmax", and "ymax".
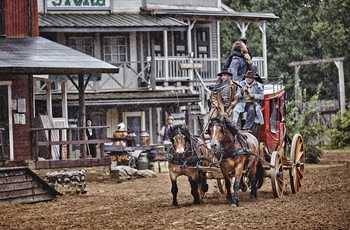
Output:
[
  {"xmin": 166, "ymin": 124, "xmax": 210, "ymax": 206},
  {"xmin": 208, "ymin": 115, "xmax": 264, "ymax": 207}
]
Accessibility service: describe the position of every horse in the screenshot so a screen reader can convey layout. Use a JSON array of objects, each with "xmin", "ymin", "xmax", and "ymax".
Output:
[
  {"xmin": 166, "ymin": 124, "xmax": 210, "ymax": 206},
  {"xmin": 208, "ymin": 115, "xmax": 264, "ymax": 208}
]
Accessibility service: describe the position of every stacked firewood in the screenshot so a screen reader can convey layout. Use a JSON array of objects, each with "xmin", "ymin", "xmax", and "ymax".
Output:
[{"xmin": 44, "ymin": 170, "xmax": 87, "ymax": 195}]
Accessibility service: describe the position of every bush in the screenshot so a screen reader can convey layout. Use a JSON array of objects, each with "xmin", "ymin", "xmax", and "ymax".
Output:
[
  {"xmin": 286, "ymin": 86, "xmax": 324, "ymax": 163},
  {"xmin": 330, "ymin": 111, "xmax": 350, "ymax": 148}
]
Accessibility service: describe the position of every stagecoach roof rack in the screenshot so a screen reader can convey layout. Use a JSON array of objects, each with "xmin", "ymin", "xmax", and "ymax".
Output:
[{"xmin": 263, "ymin": 81, "xmax": 284, "ymax": 95}]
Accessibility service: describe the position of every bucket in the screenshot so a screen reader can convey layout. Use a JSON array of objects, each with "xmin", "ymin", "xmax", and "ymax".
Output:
[
  {"xmin": 140, "ymin": 131, "xmax": 150, "ymax": 146},
  {"xmin": 137, "ymin": 152, "xmax": 149, "ymax": 170}
]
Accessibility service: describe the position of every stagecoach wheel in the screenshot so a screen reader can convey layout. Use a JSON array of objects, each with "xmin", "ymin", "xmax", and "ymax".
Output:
[
  {"xmin": 217, "ymin": 179, "xmax": 227, "ymax": 194},
  {"xmin": 289, "ymin": 134, "xmax": 305, "ymax": 194},
  {"xmin": 128, "ymin": 156, "xmax": 138, "ymax": 169},
  {"xmin": 270, "ymin": 151, "xmax": 284, "ymax": 198}
]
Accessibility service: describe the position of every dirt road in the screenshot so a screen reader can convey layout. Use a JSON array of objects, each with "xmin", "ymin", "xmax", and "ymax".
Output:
[{"xmin": 1, "ymin": 151, "xmax": 349, "ymax": 229}]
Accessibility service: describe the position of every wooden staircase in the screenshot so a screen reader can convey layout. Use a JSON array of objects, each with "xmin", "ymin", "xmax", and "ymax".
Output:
[{"xmin": 0, "ymin": 167, "xmax": 61, "ymax": 204}]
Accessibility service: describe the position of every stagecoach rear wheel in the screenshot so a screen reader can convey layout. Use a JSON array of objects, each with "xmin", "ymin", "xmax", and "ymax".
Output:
[
  {"xmin": 289, "ymin": 134, "xmax": 305, "ymax": 194},
  {"xmin": 270, "ymin": 151, "xmax": 284, "ymax": 198}
]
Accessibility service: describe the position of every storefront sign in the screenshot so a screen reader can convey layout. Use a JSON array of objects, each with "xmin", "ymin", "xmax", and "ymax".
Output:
[{"xmin": 47, "ymin": 0, "xmax": 111, "ymax": 11}]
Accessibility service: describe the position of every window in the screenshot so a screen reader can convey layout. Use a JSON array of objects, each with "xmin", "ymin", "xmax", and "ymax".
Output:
[
  {"xmin": 68, "ymin": 37, "xmax": 93, "ymax": 56},
  {"xmin": 103, "ymin": 36, "xmax": 127, "ymax": 63}
]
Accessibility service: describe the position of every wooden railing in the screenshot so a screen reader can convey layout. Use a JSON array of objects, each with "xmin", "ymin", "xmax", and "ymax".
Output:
[{"xmin": 31, "ymin": 126, "xmax": 110, "ymax": 161}]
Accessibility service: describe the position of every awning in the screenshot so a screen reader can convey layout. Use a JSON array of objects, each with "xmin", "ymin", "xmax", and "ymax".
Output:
[
  {"xmin": 39, "ymin": 13, "xmax": 188, "ymax": 33},
  {"xmin": 0, "ymin": 37, "xmax": 119, "ymax": 74},
  {"xmin": 141, "ymin": 3, "xmax": 279, "ymax": 21}
]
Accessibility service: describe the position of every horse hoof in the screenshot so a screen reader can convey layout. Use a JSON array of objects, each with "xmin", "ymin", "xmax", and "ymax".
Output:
[{"xmin": 230, "ymin": 203, "xmax": 238, "ymax": 208}]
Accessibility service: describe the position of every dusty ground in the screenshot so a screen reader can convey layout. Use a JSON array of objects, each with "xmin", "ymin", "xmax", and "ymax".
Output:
[{"xmin": 1, "ymin": 151, "xmax": 349, "ymax": 230}]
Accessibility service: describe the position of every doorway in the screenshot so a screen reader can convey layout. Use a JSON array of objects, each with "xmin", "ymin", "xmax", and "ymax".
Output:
[{"xmin": 0, "ymin": 84, "xmax": 11, "ymax": 160}]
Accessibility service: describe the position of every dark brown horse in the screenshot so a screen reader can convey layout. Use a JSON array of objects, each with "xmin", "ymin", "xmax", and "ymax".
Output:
[
  {"xmin": 208, "ymin": 115, "xmax": 264, "ymax": 207},
  {"xmin": 166, "ymin": 124, "xmax": 210, "ymax": 206}
]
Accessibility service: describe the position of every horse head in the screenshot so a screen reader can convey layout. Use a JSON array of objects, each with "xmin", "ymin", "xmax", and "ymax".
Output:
[
  {"xmin": 208, "ymin": 115, "xmax": 236, "ymax": 151},
  {"xmin": 170, "ymin": 124, "xmax": 190, "ymax": 154}
]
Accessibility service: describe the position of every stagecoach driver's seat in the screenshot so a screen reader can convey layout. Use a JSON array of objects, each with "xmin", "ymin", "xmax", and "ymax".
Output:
[{"xmin": 233, "ymin": 67, "xmax": 264, "ymax": 137}]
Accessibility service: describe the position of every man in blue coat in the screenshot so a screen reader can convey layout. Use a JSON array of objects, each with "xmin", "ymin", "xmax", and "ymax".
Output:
[{"xmin": 233, "ymin": 69, "xmax": 264, "ymax": 132}]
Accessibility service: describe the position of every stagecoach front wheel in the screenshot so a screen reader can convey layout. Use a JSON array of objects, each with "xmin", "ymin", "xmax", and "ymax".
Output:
[
  {"xmin": 289, "ymin": 134, "xmax": 305, "ymax": 194},
  {"xmin": 270, "ymin": 151, "xmax": 283, "ymax": 198}
]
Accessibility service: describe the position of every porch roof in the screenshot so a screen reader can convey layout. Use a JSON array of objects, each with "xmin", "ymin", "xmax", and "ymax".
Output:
[
  {"xmin": 141, "ymin": 3, "xmax": 279, "ymax": 21},
  {"xmin": 38, "ymin": 13, "xmax": 188, "ymax": 32},
  {"xmin": 0, "ymin": 37, "xmax": 119, "ymax": 74}
]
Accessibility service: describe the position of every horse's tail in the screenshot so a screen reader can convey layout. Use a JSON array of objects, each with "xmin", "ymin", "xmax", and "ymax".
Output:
[{"xmin": 255, "ymin": 160, "xmax": 265, "ymax": 189}]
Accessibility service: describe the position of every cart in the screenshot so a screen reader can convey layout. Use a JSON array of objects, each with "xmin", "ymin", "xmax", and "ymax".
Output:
[{"xmin": 207, "ymin": 84, "xmax": 305, "ymax": 197}]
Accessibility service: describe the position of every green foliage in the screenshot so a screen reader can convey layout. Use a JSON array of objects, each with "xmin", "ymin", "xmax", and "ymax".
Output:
[
  {"xmin": 221, "ymin": 0, "xmax": 349, "ymax": 101},
  {"xmin": 330, "ymin": 111, "xmax": 350, "ymax": 148},
  {"xmin": 286, "ymin": 84, "xmax": 324, "ymax": 163}
]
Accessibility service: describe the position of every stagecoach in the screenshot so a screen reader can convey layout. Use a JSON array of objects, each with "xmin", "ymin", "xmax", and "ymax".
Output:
[
  {"xmin": 166, "ymin": 83, "xmax": 305, "ymax": 207},
  {"xmin": 209, "ymin": 83, "xmax": 305, "ymax": 198}
]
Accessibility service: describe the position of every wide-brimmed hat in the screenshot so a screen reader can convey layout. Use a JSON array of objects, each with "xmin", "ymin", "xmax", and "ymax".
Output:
[
  {"xmin": 217, "ymin": 69, "xmax": 233, "ymax": 76},
  {"xmin": 167, "ymin": 116, "xmax": 174, "ymax": 121},
  {"xmin": 244, "ymin": 70, "xmax": 259, "ymax": 78},
  {"xmin": 244, "ymin": 65, "xmax": 260, "ymax": 78}
]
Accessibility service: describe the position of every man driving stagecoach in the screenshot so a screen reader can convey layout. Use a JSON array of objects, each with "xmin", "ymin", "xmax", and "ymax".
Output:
[{"xmin": 208, "ymin": 68, "xmax": 239, "ymax": 119}]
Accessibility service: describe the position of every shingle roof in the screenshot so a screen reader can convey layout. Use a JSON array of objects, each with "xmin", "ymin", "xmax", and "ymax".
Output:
[
  {"xmin": 0, "ymin": 37, "xmax": 119, "ymax": 74},
  {"xmin": 39, "ymin": 13, "xmax": 188, "ymax": 32}
]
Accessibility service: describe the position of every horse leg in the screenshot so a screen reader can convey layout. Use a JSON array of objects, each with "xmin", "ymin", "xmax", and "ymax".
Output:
[
  {"xmin": 224, "ymin": 177, "xmax": 233, "ymax": 204},
  {"xmin": 171, "ymin": 180, "xmax": 179, "ymax": 206},
  {"xmin": 197, "ymin": 171, "xmax": 208, "ymax": 199},
  {"xmin": 189, "ymin": 178, "xmax": 200, "ymax": 204},
  {"xmin": 232, "ymin": 175, "xmax": 241, "ymax": 208},
  {"xmin": 249, "ymin": 162, "xmax": 258, "ymax": 200}
]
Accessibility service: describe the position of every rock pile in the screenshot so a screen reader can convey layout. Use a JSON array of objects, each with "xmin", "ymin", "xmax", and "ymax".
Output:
[{"xmin": 44, "ymin": 170, "xmax": 87, "ymax": 195}]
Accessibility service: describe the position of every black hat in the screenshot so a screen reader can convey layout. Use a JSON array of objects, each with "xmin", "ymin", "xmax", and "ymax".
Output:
[
  {"xmin": 244, "ymin": 65, "xmax": 260, "ymax": 78},
  {"xmin": 239, "ymin": 37, "xmax": 247, "ymax": 42},
  {"xmin": 217, "ymin": 69, "xmax": 233, "ymax": 76}
]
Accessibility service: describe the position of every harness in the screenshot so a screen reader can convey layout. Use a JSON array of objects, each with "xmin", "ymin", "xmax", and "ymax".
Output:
[{"xmin": 165, "ymin": 128, "xmax": 209, "ymax": 168}]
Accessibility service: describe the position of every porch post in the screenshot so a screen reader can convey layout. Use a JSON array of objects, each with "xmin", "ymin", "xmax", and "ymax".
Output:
[
  {"xmin": 78, "ymin": 74, "xmax": 86, "ymax": 158},
  {"xmin": 259, "ymin": 22, "xmax": 268, "ymax": 79},
  {"xmin": 163, "ymin": 30, "xmax": 168, "ymax": 81},
  {"xmin": 334, "ymin": 60, "xmax": 346, "ymax": 111}
]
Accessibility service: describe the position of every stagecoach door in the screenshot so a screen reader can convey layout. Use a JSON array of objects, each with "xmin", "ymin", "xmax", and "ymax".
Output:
[{"xmin": 0, "ymin": 83, "xmax": 13, "ymax": 160}]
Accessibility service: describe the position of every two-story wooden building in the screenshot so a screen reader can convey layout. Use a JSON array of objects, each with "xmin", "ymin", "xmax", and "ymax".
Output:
[{"xmin": 36, "ymin": 0, "xmax": 278, "ymax": 148}]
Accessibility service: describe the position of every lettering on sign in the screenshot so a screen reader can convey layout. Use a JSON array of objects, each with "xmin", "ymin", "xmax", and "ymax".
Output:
[
  {"xmin": 180, "ymin": 63, "xmax": 203, "ymax": 69},
  {"xmin": 47, "ymin": 0, "xmax": 111, "ymax": 10}
]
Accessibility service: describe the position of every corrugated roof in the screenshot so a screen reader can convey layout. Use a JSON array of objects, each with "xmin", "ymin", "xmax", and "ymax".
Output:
[
  {"xmin": 141, "ymin": 3, "xmax": 279, "ymax": 21},
  {"xmin": 39, "ymin": 13, "xmax": 188, "ymax": 32},
  {"xmin": 0, "ymin": 37, "xmax": 119, "ymax": 74}
]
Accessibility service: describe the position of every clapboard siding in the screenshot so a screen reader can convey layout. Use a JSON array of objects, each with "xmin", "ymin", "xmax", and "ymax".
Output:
[
  {"xmin": 0, "ymin": 167, "xmax": 60, "ymax": 204},
  {"xmin": 113, "ymin": 0, "xmax": 142, "ymax": 13}
]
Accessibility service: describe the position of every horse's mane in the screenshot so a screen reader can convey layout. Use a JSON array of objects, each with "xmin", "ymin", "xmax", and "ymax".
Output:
[
  {"xmin": 209, "ymin": 115, "xmax": 246, "ymax": 143},
  {"xmin": 170, "ymin": 124, "xmax": 191, "ymax": 139}
]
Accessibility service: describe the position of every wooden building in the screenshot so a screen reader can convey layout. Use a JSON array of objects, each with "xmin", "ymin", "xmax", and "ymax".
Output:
[
  {"xmin": 36, "ymin": 0, "xmax": 278, "ymax": 145},
  {"xmin": 0, "ymin": 0, "xmax": 278, "ymax": 168},
  {"xmin": 0, "ymin": 0, "xmax": 118, "ymax": 166}
]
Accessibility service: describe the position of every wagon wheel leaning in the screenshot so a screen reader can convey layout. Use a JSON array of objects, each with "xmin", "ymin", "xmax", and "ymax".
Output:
[
  {"xmin": 270, "ymin": 151, "xmax": 284, "ymax": 198},
  {"xmin": 128, "ymin": 156, "xmax": 138, "ymax": 169},
  {"xmin": 289, "ymin": 134, "xmax": 305, "ymax": 194}
]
